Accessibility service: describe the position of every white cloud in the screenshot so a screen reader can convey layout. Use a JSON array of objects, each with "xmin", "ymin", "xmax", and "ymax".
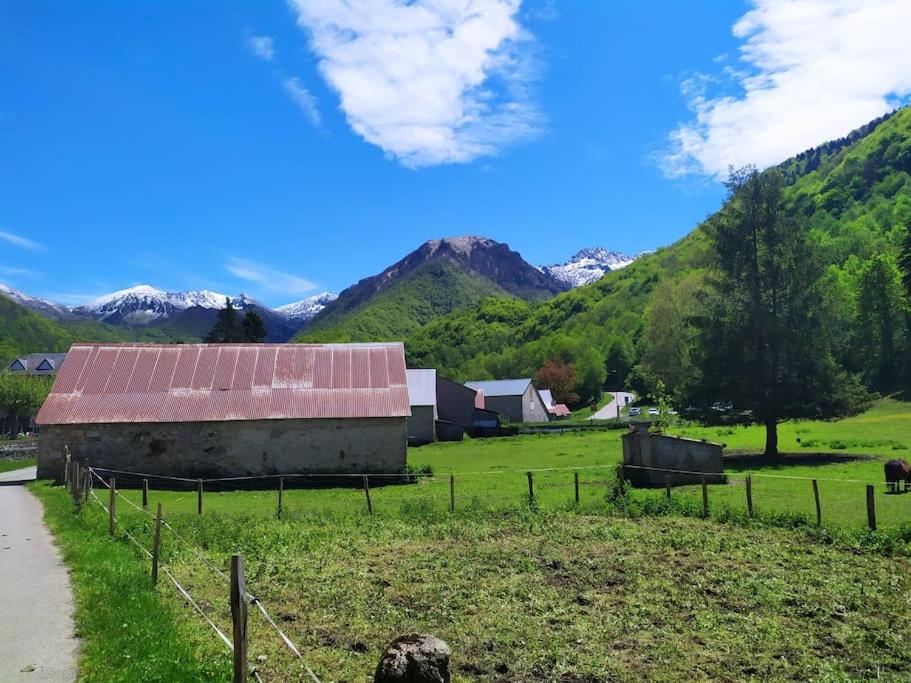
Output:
[
  {"xmin": 226, "ymin": 258, "xmax": 318, "ymax": 297},
  {"xmin": 282, "ymin": 77, "xmax": 322, "ymax": 127},
  {"xmin": 289, "ymin": 0, "xmax": 543, "ymax": 167},
  {"xmin": 0, "ymin": 266, "xmax": 40, "ymax": 278},
  {"xmin": 247, "ymin": 34, "xmax": 275, "ymax": 61},
  {"xmin": 0, "ymin": 230, "xmax": 45, "ymax": 251},
  {"xmin": 661, "ymin": 0, "xmax": 911, "ymax": 179}
]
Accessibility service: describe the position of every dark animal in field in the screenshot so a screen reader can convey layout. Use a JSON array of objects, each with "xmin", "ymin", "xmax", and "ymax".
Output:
[{"xmin": 884, "ymin": 459, "xmax": 911, "ymax": 493}]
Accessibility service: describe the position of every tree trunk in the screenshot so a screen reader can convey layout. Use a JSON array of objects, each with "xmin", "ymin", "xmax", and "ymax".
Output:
[{"xmin": 763, "ymin": 419, "xmax": 778, "ymax": 458}]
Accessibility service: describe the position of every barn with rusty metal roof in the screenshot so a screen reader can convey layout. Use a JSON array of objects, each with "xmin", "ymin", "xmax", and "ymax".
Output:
[{"xmin": 36, "ymin": 342, "xmax": 410, "ymax": 480}]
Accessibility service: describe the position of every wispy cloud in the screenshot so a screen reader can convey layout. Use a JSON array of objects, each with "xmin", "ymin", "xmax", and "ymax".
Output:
[
  {"xmin": 226, "ymin": 258, "xmax": 318, "ymax": 297},
  {"xmin": 247, "ymin": 34, "xmax": 275, "ymax": 62},
  {"xmin": 289, "ymin": 0, "xmax": 543, "ymax": 168},
  {"xmin": 282, "ymin": 77, "xmax": 322, "ymax": 127},
  {"xmin": 0, "ymin": 230, "xmax": 45, "ymax": 251},
  {"xmin": 0, "ymin": 266, "xmax": 40, "ymax": 278},
  {"xmin": 660, "ymin": 0, "xmax": 911, "ymax": 179}
]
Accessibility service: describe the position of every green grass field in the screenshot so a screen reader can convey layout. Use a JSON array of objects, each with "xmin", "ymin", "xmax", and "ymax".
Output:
[
  {"xmin": 34, "ymin": 399, "xmax": 911, "ymax": 680},
  {"xmin": 0, "ymin": 456, "xmax": 35, "ymax": 474}
]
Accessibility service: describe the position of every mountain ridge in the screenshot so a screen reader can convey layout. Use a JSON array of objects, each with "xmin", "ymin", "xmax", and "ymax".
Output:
[{"xmin": 294, "ymin": 235, "xmax": 568, "ymax": 343}]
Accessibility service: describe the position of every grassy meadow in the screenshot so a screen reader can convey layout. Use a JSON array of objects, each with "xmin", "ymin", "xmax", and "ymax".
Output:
[
  {"xmin": 0, "ymin": 456, "xmax": 35, "ymax": 474},
  {"xmin": 34, "ymin": 398, "xmax": 911, "ymax": 681}
]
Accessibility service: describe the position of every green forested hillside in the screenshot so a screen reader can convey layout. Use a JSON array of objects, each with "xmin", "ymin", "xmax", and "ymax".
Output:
[
  {"xmin": 0, "ymin": 297, "xmax": 205, "ymax": 365},
  {"xmin": 0, "ymin": 296, "xmax": 75, "ymax": 364},
  {"xmin": 295, "ymin": 260, "xmax": 515, "ymax": 343},
  {"xmin": 407, "ymin": 107, "xmax": 911, "ymax": 402}
]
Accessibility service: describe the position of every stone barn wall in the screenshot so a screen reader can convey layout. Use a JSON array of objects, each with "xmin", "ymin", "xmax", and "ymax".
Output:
[{"xmin": 37, "ymin": 417, "xmax": 407, "ymax": 481}]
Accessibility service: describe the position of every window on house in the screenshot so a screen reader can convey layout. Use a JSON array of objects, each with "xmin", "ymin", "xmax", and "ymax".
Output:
[
  {"xmin": 36, "ymin": 359, "xmax": 54, "ymax": 372},
  {"xmin": 9, "ymin": 359, "xmax": 25, "ymax": 371}
]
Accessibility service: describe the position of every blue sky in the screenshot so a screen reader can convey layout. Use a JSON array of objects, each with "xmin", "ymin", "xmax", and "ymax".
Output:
[{"xmin": 2, "ymin": 1, "xmax": 910, "ymax": 307}]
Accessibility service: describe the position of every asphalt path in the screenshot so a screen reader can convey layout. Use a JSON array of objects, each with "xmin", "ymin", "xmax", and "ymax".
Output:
[
  {"xmin": 0, "ymin": 466, "xmax": 77, "ymax": 681},
  {"xmin": 593, "ymin": 391, "xmax": 637, "ymax": 420}
]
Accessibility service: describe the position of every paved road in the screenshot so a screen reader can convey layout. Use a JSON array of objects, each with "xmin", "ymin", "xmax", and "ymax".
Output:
[
  {"xmin": 0, "ymin": 466, "xmax": 78, "ymax": 681},
  {"xmin": 593, "ymin": 391, "xmax": 636, "ymax": 420}
]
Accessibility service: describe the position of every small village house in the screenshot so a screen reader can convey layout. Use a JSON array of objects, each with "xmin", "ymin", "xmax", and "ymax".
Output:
[
  {"xmin": 407, "ymin": 368, "xmax": 493, "ymax": 443},
  {"xmin": 406, "ymin": 368, "xmax": 437, "ymax": 445},
  {"xmin": 464, "ymin": 378, "xmax": 551, "ymax": 423},
  {"xmin": 36, "ymin": 342, "xmax": 410, "ymax": 480},
  {"xmin": 8, "ymin": 352, "xmax": 68, "ymax": 376},
  {"xmin": 538, "ymin": 389, "xmax": 571, "ymax": 419}
]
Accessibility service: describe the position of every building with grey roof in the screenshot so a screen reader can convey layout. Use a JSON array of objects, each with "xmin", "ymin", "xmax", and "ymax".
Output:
[{"xmin": 463, "ymin": 378, "xmax": 550, "ymax": 423}]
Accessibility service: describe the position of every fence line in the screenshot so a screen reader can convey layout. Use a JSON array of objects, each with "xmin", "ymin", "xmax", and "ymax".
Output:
[
  {"xmin": 90, "ymin": 461, "xmax": 896, "ymax": 488},
  {"xmin": 88, "ymin": 467, "xmax": 321, "ymax": 682}
]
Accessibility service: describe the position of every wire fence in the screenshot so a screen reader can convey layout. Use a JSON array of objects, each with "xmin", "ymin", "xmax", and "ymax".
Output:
[
  {"xmin": 82, "ymin": 460, "xmax": 911, "ymax": 531},
  {"xmin": 85, "ymin": 467, "xmax": 321, "ymax": 682},
  {"xmin": 59, "ymin": 456, "xmax": 910, "ymax": 680}
]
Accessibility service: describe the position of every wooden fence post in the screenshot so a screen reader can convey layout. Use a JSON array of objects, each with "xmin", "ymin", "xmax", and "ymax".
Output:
[
  {"xmin": 746, "ymin": 476, "xmax": 753, "ymax": 517},
  {"xmin": 63, "ymin": 446, "xmax": 71, "ymax": 486},
  {"xmin": 82, "ymin": 466, "xmax": 91, "ymax": 504},
  {"xmin": 230, "ymin": 555, "xmax": 248, "ymax": 683},
  {"xmin": 866, "ymin": 485, "xmax": 876, "ymax": 531},
  {"xmin": 449, "ymin": 475, "xmax": 455, "ymax": 513},
  {"xmin": 277, "ymin": 477, "xmax": 284, "ymax": 518},
  {"xmin": 363, "ymin": 476, "xmax": 373, "ymax": 515},
  {"xmin": 151, "ymin": 503, "xmax": 162, "ymax": 587},
  {"xmin": 526, "ymin": 471, "xmax": 535, "ymax": 507},
  {"xmin": 71, "ymin": 462, "xmax": 80, "ymax": 505},
  {"xmin": 812, "ymin": 479, "xmax": 821, "ymax": 527},
  {"xmin": 197, "ymin": 479, "xmax": 203, "ymax": 515},
  {"xmin": 574, "ymin": 472, "xmax": 580, "ymax": 505},
  {"xmin": 142, "ymin": 479, "xmax": 149, "ymax": 509},
  {"xmin": 701, "ymin": 475, "xmax": 709, "ymax": 518},
  {"xmin": 108, "ymin": 477, "xmax": 116, "ymax": 537},
  {"xmin": 665, "ymin": 475, "xmax": 671, "ymax": 501},
  {"xmin": 616, "ymin": 464, "xmax": 625, "ymax": 494}
]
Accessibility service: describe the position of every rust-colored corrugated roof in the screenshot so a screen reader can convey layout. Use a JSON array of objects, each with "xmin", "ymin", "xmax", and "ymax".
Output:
[{"xmin": 36, "ymin": 342, "xmax": 410, "ymax": 425}]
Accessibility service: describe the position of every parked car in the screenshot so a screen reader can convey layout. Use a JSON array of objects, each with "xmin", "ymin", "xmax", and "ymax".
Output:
[
  {"xmin": 628, "ymin": 407, "xmax": 642, "ymax": 416},
  {"xmin": 647, "ymin": 407, "xmax": 660, "ymax": 416}
]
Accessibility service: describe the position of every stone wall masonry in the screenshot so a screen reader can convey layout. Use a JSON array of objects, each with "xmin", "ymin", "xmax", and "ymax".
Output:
[{"xmin": 37, "ymin": 417, "xmax": 407, "ymax": 481}]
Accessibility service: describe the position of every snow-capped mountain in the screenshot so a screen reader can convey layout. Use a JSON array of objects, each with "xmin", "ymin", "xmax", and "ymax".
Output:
[
  {"xmin": 0, "ymin": 281, "xmax": 339, "ymax": 332},
  {"xmin": 542, "ymin": 248, "xmax": 640, "ymax": 288},
  {"xmin": 73, "ymin": 285, "xmax": 241, "ymax": 325},
  {"xmin": 0, "ymin": 283, "xmax": 74, "ymax": 320},
  {"xmin": 275, "ymin": 292, "xmax": 337, "ymax": 322}
]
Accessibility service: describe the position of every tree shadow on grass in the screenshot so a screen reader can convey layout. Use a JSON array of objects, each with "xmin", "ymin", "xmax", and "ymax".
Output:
[{"xmin": 724, "ymin": 451, "xmax": 876, "ymax": 472}]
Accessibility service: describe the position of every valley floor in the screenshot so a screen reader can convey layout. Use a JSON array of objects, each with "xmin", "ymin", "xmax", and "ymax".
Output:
[{"xmin": 31, "ymin": 398, "xmax": 911, "ymax": 681}]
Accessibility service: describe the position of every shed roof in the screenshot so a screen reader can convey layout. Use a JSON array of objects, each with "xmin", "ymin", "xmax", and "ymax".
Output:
[
  {"xmin": 538, "ymin": 389, "xmax": 554, "ymax": 408},
  {"xmin": 36, "ymin": 343, "xmax": 409, "ymax": 425},
  {"xmin": 464, "ymin": 378, "xmax": 532, "ymax": 397},
  {"xmin": 406, "ymin": 368, "xmax": 437, "ymax": 407}
]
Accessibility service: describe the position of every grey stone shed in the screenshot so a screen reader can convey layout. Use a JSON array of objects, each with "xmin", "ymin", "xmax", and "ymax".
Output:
[
  {"xmin": 621, "ymin": 422, "xmax": 725, "ymax": 486},
  {"xmin": 36, "ymin": 342, "xmax": 411, "ymax": 480}
]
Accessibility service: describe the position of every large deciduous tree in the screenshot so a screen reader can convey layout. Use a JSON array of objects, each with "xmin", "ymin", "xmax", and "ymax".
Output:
[
  {"xmin": 0, "ymin": 373, "xmax": 53, "ymax": 436},
  {"xmin": 535, "ymin": 359, "xmax": 578, "ymax": 405},
  {"xmin": 681, "ymin": 167, "xmax": 869, "ymax": 457}
]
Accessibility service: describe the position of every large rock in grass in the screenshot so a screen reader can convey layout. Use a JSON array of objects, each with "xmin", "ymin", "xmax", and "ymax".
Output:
[{"xmin": 374, "ymin": 634, "xmax": 451, "ymax": 683}]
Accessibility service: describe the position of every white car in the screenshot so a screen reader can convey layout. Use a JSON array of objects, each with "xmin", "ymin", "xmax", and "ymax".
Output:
[
  {"xmin": 628, "ymin": 407, "xmax": 642, "ymax": 416},
  {"xmin": 647, "ymin": 407, "xmax": 660, "ymax": 416}
]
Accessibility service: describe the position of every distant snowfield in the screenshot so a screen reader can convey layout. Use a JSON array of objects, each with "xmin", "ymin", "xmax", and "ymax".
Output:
[{"xmin": 542, "ymin": 247, "xmax": 642, "ymax": 288}]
